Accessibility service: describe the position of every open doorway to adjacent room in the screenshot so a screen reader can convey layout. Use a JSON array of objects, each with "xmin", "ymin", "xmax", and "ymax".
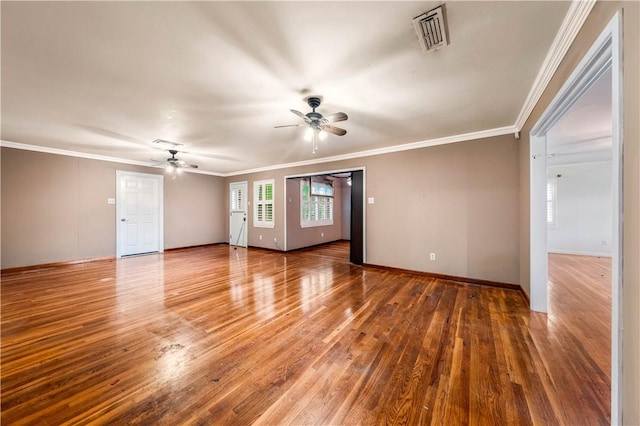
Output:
[
  {"xmin": 529, "ymin": 13, "xmax": 622, "ymax": 423},
  {"xmin": 284, "ymin": 168, "xmax": 364, "ymax": 265}
]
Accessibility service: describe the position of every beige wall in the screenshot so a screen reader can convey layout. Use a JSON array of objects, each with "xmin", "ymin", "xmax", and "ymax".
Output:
[
  {"xmin": 227, "ymin": 134, "xmax": 520, "ymax": 284},
  {"xmin": 162, "ymin": 167, "xmax": 226, "ymax": 250},
  {"xmin": 0, "ymin": 147, "xmax": 227, "ymax": 268},
  {"xmin": 518, "ymin": 2, "xmax": 639, "ymax": 423},
  {"xmin": 363, "ymin": 136, "xmax": 520, "ymax": 283}
]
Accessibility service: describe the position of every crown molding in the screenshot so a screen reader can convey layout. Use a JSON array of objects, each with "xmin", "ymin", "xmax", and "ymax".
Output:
[
  {"xmin": 1, "ymin": 2, "xmax": 595, "ymax": 179},
  {"xmin": 3, "ymin": 126, "xmax": 516, "ymax": 178},
  {"xmin": 0, "ymin": 140, "xmax": 225, "ymax": 177},
  {"xmin": 514, "ymin": 0, "xmax": 597, "ymax": 131},
  {"xmin": 225, "ymin": 125, "xmax": 517, "ymax": 177}
]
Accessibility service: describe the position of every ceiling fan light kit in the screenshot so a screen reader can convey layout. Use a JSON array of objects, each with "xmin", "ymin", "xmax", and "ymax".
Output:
[
  {"xmin": 275, "ymin": 96, "xmax": 348, "ymax": 154},
  {"xmin": 151, "ymin": 144, "xmax": 198, "ymax": 177}
]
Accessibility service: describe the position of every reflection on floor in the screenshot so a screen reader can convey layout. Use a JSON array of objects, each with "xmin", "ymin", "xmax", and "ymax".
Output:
[{"xmin": 0, "ymin": 243, "xmax": 611, "ymax": 424}]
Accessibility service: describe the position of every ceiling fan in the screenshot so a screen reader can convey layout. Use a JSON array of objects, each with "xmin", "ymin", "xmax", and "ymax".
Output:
[
  {"xmin": 151, "ymin": 139, "xmax": 198, "ymax": 175},
  {"xmin": 275, "ymin": 97, "xmax": 348, "ymax": 153}
]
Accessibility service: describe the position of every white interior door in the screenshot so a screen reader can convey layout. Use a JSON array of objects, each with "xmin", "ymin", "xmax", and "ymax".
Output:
[
  {"xmin": 116, "ymin": 171, "xmax": 163, "ymax": 257},
  {"xmin": 229, "ymin": 181, "xmax": 248, "ymax": 247}
]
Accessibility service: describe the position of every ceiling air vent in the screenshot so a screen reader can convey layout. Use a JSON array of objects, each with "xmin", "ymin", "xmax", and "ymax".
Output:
[{"xmin": 413, "ymin": 5, "xmax": 449, "ymax": 53}]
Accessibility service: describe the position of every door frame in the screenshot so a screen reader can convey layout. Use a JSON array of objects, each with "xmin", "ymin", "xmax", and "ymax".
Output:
[
  {"xmin": 349, "ymin": 170, "xmax": 364, "ymax": 265},
  {"xmin": 115, "ymin": 170, "xmax": 164, "ymax": 258},
  {"xmin": 528, "ymin": 12, "xmax": 622, "ymax": 423},
  {"xmin": 229, "ymin": 181, "xmax": 248, "ymax": 247},
  {"xmin": 283, "ymin": 167, "xmax": 366, "ymax": 262}
]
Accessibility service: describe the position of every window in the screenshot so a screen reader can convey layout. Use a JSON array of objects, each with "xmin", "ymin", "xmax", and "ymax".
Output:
[
  {"xmin": 230, "ymin": 182, "xmax": 246, "ymax": 212},
  {"xmin": 310, "ymin": 176, "xmax": 334, "ymax": 196},
  {"xmin": 301, "ymin": 178, "xmax": 333, "ymax": 228},
  {"xmin": 254, "ymin": 179, "xmax": 274, "ymax": 228},
  {"xmin": 547, "ymin": 177, "xmax": 557, "ymax": 227}
]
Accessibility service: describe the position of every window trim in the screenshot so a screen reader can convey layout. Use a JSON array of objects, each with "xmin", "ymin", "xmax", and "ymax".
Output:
[{"xmin": 254, "ymin": 179, "xmax": 275, "ymax": 228}]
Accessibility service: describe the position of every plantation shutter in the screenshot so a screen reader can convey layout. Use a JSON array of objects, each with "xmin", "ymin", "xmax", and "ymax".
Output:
[{"xmin": 254, "ymin": 179, "xmax": 275, "ymax": 228}]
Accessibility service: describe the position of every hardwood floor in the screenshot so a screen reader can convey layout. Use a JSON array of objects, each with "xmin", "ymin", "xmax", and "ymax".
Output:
[
  {"xmin": 1, "ymin": 245, "xmax": 610, "ymax": 425},
  {"xmin": 546, "ymin": 253, "xmax": 611, "ymax": 423}
]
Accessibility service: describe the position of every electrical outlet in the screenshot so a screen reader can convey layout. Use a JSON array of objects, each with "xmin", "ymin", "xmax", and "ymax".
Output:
[
  {"xmin": 274, "ymin": 237, "xmax": 277, "ymax": 243},
  {"xmin": 321, "ymin": 232, "xmax": 324, "ymax": 238},
  {"xmin": 430, "ymin": 253, "xmax": 436, "ymax": 261},
  {"xmin": 259, "ymin": 235, "xmax": 262, "ymax": 240},
  {"xmin": 602, "ymin": 239, "xmax": 609, "ymax": 246}
]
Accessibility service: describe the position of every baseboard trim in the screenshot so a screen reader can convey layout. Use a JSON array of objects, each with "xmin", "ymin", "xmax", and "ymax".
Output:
[
  {"xmin": 245, "ymin": 245, "xmax": 283, "ymax": 253},
  {"xmin": 363, "ymin": 263, "xmax": 521, "ymax": 291},
  {"xmin": 164, "ymin": 243, "xmax": 225, "ymax": 252},
  {"xmin": 286, "ymin": 240, "xmax": 346, "ymax": 253},
  {"xmin": 3, "ymin": 248, "xmax": 521, "ymax": 297},
  {"xmin": 2, "ymin": 244, "xmax": 228, "ymax": 273},
  {"xmin": 1, "ymin": 256, "xmax": 116, "ymax": 274}
]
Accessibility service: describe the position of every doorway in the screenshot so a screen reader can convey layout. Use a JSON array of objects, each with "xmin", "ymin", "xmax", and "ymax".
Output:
[
  {"xmin": 284, "ymin": 167, "xmax": 365, "ymax": 264},
  {"xmin": 529, "ymin": 12, "xmax": 622, "ymax": 423},
  {"xmin": 116, "ymin": 171, "xmax": 163, "ymax": 257},
  {"xmin": 229, "ymin": 181, "xmax": 248, "ymax": 247}
]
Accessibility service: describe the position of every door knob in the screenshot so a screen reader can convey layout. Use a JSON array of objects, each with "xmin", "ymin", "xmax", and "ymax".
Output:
[{"xmin": 121, "ymin": 218, "xmax": 127, "ymax": 222}]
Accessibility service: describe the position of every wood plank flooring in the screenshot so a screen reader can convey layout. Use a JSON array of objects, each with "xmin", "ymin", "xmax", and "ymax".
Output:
[{"xmin": 1, "ymin": 243, "xmax": 610, "ymax": 425}]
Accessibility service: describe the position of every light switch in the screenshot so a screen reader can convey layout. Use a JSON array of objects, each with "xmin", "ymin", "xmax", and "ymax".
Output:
[
  {"xmin": 367, "ymin": 197, "xmax": 375, "ymax": 204},
  {"xmin": 107, "ymin": 198, "xmax": 116, "ymax": 204}
]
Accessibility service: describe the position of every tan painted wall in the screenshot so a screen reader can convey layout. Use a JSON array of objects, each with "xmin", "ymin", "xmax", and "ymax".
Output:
[
  {"xmin": 0, "ymin": 147, "xmax": 227, "ymax": 268},
  {"xmin": 227, "ymin": 134, "xmax": 520, "ymax": 284},
  {"xmin": 518, "ymin": 2, "xmax": 639, "ymax": 422}
]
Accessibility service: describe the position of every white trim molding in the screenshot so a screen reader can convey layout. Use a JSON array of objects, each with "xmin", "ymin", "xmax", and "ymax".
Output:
[
  {"xmin": 2, "ymin": 125, "xmax": 514, "ymax": 179},
  {"xmin": 226, "ymin": 125, "xmax": 516, "ymax": 177},
  {"xmin": 0, "ymin": 2, "xmax": 597, "ymax": 180},
  {"xmin": 528, "ymin": 12, "xmax": 623, "ymax": 424},
  {"xmin": 514, "ymin": 0, "xmax": 597, "ymax": 131},
  {"xmin": 0, "ymin": 140, "xmax": 225, "ymax": 177}
]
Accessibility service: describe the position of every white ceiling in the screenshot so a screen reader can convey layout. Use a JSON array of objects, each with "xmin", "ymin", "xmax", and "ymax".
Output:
[
  {"xmin": 547, "ymin": 68, "xmax": 612, "ymax": 165},
  {"xmin": 1, "ymin": 1, "xmax": 572, "ymax": 175}
]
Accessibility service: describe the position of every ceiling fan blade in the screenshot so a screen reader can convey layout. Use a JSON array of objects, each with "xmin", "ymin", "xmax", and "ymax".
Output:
[
  {"xmin": 274, "ymin": 123, "xmax": 304, "ymax": 128},
  {"xmin": 290, "ymin": 109, "xmax": 310, "ymax": 122},
  {"xmin": 172, "ymin": 162, "xmax": 199, "ymax": 169},
  {"xmin": 322, "ymin": 112, "xmax": 348, "ymax": 123},
  {"xmin": 152, "ymin": 138, "xmax": 183, "ymax": 147},
  {"xmin": 320, "ymin": 124, "xmax": 347, "ymax": 136}
]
